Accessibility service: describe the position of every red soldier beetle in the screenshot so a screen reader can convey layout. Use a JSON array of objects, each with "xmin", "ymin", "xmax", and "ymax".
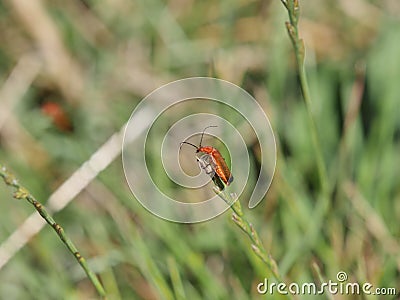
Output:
[{"xmin": 180, "ymin": 126, "xmax": 234, "ymax": 187}]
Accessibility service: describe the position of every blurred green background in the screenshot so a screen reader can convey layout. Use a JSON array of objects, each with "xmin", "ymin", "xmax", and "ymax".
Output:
[{"xmin": 0, "ymin": 0, "xmax": 399, "ymax": 299}]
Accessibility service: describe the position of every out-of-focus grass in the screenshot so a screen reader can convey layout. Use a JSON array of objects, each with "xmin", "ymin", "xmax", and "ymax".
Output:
[{"xmin": 0, "ymin": 0, "xmax": 399, "ymax": 299}]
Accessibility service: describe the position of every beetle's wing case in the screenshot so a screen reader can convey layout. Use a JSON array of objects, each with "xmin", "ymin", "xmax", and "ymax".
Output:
[{"xmin": 209, "ymin": 150, "xmax": 234, "ymax": 186}]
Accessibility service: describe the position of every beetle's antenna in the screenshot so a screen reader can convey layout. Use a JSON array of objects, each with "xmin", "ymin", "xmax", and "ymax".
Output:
[
  {"xmin": 199, "ymin": 125, "xmax": 217, "ymax": 147},
  {"xmin": 179, "ymin": 141, "xmax": 198, "ymax": 150}
]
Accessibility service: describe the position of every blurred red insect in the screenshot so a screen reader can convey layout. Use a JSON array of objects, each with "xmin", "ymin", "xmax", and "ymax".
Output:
[
  {"xmin": 41, "ymin": 101, "xmax": 73, "ymax": 132},
  {"xmin": 180, "ymin": 126, "xmax": 233, "ymax": 187}
]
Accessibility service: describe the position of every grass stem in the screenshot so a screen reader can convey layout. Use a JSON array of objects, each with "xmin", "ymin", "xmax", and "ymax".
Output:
[
  {"xmin": 282, "ymin": 0, "xmax": 328, "ymax": 194},
  {"xmin": 214, "ymin": 188, "xmax": 291, "ymax": 298},
  {"xmin": 0, "ymin": 164, "xmax": 106, "ymax": 298},
  {"xmin": 278, "ymin": 0, "xmax": 333, "ymax": 275}
]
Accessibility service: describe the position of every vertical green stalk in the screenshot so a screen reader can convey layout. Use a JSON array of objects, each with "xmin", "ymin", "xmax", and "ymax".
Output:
[
  {"xmin": 278, "ymin": 0, "xmax": 332, "ymax": 275},
  {"xmin": 0, "ymin": 164, "xmax": 106, "ymax": 298},
  {"xmin": 281, "ymin": 0, "xmax": 328, "ymax": 194}
]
